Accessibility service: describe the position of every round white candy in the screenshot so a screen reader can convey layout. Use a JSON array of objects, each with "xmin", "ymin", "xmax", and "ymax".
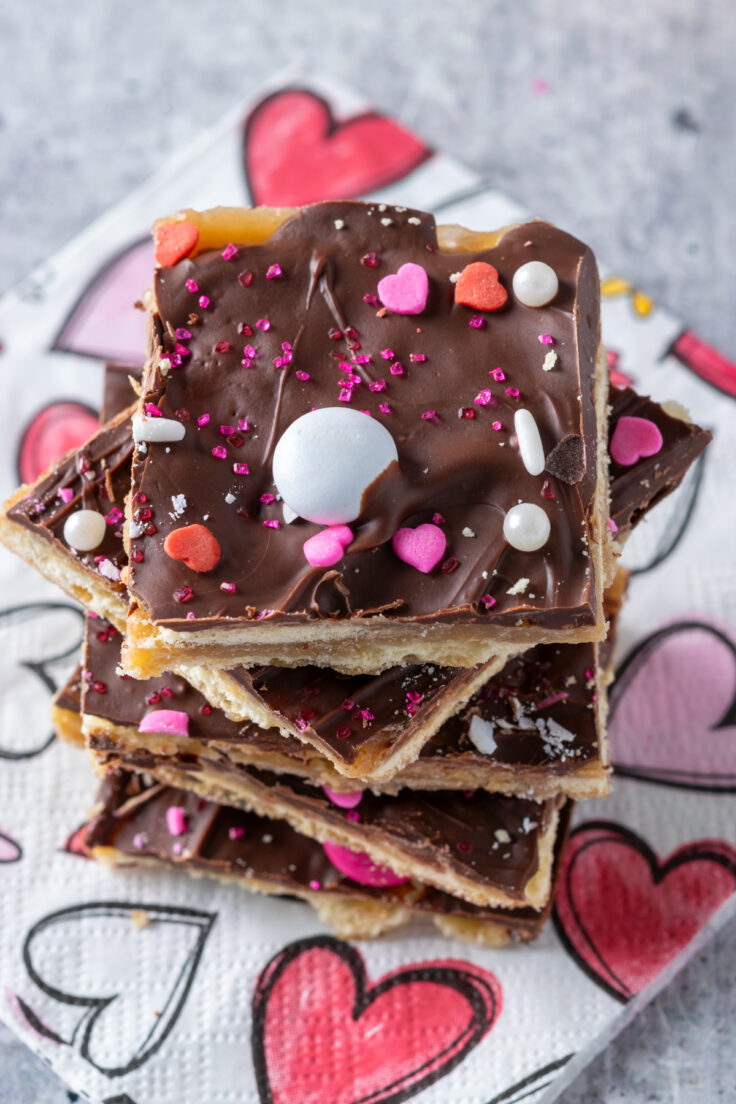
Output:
[
  {"xmin": 273, "ymin": 407, "xmax": 399, "ymax": 525},
  {"xmin": 503, "ymin": 502, "xmax": 551, "ymax": 552},
  {"xmin": 63, "ymin": 509, "xmax": 107, "ymax": 552},
  {"xmin": 512, "ymin": 261, "xmax": 559, "ymax": 308},
  {"xmin": 514, "ymin": 410, "xmax": 545, "ymax": 476},
  {"xmin": 133, "ymin": 415, "xmax": 186, "ymax": 443}
]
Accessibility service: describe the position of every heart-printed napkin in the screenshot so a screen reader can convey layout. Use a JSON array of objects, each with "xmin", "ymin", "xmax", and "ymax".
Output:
[{"xmin": 0, "ymin": 69, "xmax": 735, "ymax": 1104}]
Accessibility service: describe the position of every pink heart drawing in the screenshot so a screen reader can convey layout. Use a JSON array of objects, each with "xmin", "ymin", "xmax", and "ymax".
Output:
[
  {"xmin": 252, "ymin": 936, "xmax": 501, "ymax": 1104},
  {"xmin": 0, "ymin": 829, "xmax": 22, "ymax": 864},
  {"xmin": 303, "ymin": 525, "xmax": 353, "ymax": 567},
  {"xmin": 609, "ymin": 415, "xmax": 663, "ymax": 467},
  {"xmin": 377, "ymin": 263, "xmax": 429, "ymax": 315},
  {"xmin": 52, "ymin": 236, "xmax": 153, "ymax": 363},
  {"xmin": 392, "ymin": 523, "xmax": 446, "ymax": 574},
  {"xmin": 17, "ymin": 400, "xmax": 100, "ymax": 484},
  {"xmin": 609, "ymin": 620, "xmax": 736, "ymax": 790}
]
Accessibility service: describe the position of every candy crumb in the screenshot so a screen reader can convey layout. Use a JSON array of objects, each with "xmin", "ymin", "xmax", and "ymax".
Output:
[
  {"xmin": 130, "ymin": 909, "xmax": 150, "ymax": 930},
  {"xmin": 507, "ymin": 577, "xmax": 530, "ymax": 595}
]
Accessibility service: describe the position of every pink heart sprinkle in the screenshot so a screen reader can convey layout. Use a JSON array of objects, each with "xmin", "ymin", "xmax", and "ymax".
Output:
[
  {"xmin": 610, "ymin": 416, "xmax": 663, "ymax": 467},
  {"xmin": 323, "ymin": 786, "xmax": 363, "ymax": 809},
  {"xmin": 138, "ymin": 709, "xmax": 190, "ymax": 739},
  {"xmin": 322, "ymin": 840, "xmax": 409, "ymax": 887},
  {"xmin": 392, "ymin": 523, "xmax": 447, "ymax": 574},
  {"xmin": 377, "ymin": 262, "xmax": 429, "ymax": 315},
  {"xmin": 303, "ymin": 525, "xmax": 353, "ymax": 567}
]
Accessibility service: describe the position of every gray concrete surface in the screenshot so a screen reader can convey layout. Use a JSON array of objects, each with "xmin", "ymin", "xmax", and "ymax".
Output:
[{"xmin": 1, "ymin": 1, "xmax": 735, "ymax": 1100}]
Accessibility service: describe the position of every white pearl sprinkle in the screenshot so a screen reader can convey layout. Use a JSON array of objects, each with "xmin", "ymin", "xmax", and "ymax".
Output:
[
  {"xmin": 514, "ymin": 410, "xmax": 545, "ymax": 476},
  {"xmin": 503, "ymin": 502, "xmax": 551, "ymax": 552},
  {"xmin": 133, "ymin": 415, "xmax": 186, "ymax": 443},
  {"xmin": 63, "ymin": 509, "xmax": 107, "ymax": 552},
  {"xmin": 512, "ymin": 261, "xmax": 559, "ymax": 308}
]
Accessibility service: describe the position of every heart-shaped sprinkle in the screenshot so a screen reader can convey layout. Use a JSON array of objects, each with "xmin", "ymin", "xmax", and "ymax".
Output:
[
  {"xmin": 139, "ymin": 710, "xmax": 190, "ymax": 739},
  {"xmin": 164, "ymin": 523, "xmax": 221, "ymax": 572},
  {"xmin": 392, "ymin": 523, "xmax": 447, "ymax": 573},
  {"xmin": 377, "ymin": 262, "xmax": 429, "ymax": 315},
  {"xmin": 322, "ymin": 786, "xmax": 363, "ymax": 809},
  {"xmin": 154, "ymin": 220, "xmax": 199, "ymax": 268},
  {"xmin": 303, "ymin": 525, "xmax": 353, "ymax": 567},
  {"xmin": 322, "ymin": 840, "xmax": 409, "ymax": 887},
  {"xmin": 610, "ymin": 416, "xmax": 663, "ymax": 467},
  {"xmin": 454, "ymin": 261, "xmax": 507, "ymax": 312}
]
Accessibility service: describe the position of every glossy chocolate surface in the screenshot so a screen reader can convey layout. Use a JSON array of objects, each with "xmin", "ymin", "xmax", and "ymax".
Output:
[{"xmin": 129, "ymin": 203, "xmax": 602, "ymax": 630}]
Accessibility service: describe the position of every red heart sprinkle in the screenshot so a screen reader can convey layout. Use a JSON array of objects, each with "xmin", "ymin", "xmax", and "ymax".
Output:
[
  {"xmin": 164, "ymin": 524, "xmax": 221, "ymax": 573},
  {"xmin": 454, "ymin": 262, "xmax": 507, "ymax": 312},
  {"xmin": 154, "ymin": 221, "xmax": 199, "ymax": 268}
]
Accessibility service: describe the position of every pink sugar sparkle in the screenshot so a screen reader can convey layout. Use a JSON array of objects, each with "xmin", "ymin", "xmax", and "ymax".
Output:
[
  {"xmin": 237, "ymin": 417, "xmax": 250, "ymax": 431},
  {"xmin": 255, "ymin": 318, "xmax": 271, "ymax": 331},
  {"xmin": 221, "ymin": 242, "xmax": 238, "ymax": 260},
  {"xmin": 379, "ymin": 402, "xmax": 391, "ymax": 414},
  {"xmin": 186, "ymin": 611, "xmax": 196, "ymax": 621},
  {"xmin": 58, "ymin": 487, "xmax": 74, "ymax": 503},
  {"xmin": 409, "ymin": 353, "xmax": 426, "ymax": 363},
  {"xmin": 492, "ymin": 420, "xmax": 503, "ymax": 432},
  {"xmin": 262, "ymin": 519, "xmax": 280, "ymax": 529},
  {"xmin": 539, "ymin": 334, "xmax": 555, "ymax": 345},
  {"xmin": 260, "ymin": 493, "xmax": 276, "ymax": 504},
  {"xmin": 185, "ymin": 278, "xmax": 198, "ymax": 293},
  {"xmin": 474, "ymin": 389, "xmax": 493, "ymax": 406},
  {"xmin": 144, "ymin": 403, "xmax": 162, "ymax": 417},
  {"xmin": 214, "ymin": 340, "xmax": 230, "ymax": 354},
  {"xmin": 338, "ymin": 389, "xmax": 353, "ymax": 402},
  {"xmin": 197, "ymin": 413, "xmax": 210, "ymax": 427},
  {"xmin": 380, "ymin": 349, "xmax": 394, "ymax": 360},
  {"xmin": 198, "ymin": 295, "xmax": 210, "ymax": 309},
  {"xmin": 266, "ymin": 263, "xmax": 283, "ymax": 279},
  {"xmin": 175, "ymin": 342, "xmax": 190, "ymax": 357},
  {"xmin": 363, "ymin": 293, "xmax": 378, "ymax": 305},
  {"xmin": 238, "ymin": 269, "xmax": 253, "ymax": 287},
  {"xmin": 421, "ymin": 410, "xmax": 438, "ymax": 421},
  {"xmin": 220, "ymin": 424, "xmax": 234, "ymax": 436},
  {"xmin": 220, "ymin": 581, "xmax": 237, "ymax": 593},
  {"xmin": 505, "ymin": 387, "xmax": 520, "ymax": 398},
  {"xmin": 175, "ymin": 327, "xmax": 191, "ymax": 340},
  {"xmin": 608, "ymin": 518, "xmax": 619, "ymax": 533},
  {"xmin": 233, "ymin": 462, "xmax": 249, "ymax": 475},
  {"xmin": 211, "ymin": 445, "xmax": 227, "ymax": 460},
  {"xmin": 296, "ymin": 370, "xmax": 310, "ymax": 381},
  {"xmin": 432, "ymin": 513, "xmax": 445, "ymax": 525},
  {"xmin": 389, "ymin": 362, "xmax": 403, "ymax": 376},
  {"xmin": 491, "ymin": 367, "xmax": 506, "ymax": 381},
  {"xmin": 369, "ymin": 379, "xmax": 386, "ymax": 392},
  {"xmin": 480, "ymin": 594, "xmax": 496, "ymax": 609},
  {"xmin": 309, "ymin": 880, "xmax": 321, "ymax": 890},
  {"xmin": 469, "ymin": 315, "xmax": 486, "ymax": 329},
  {"xmin": 105, "ymin": 507, "xmax": 122, "ymax": 525},
  {"xmin": 347, "ymin": 810, "xmax": 361, "ymax": 822},
  {"xmin": 228, "ymin": 826, "xmax": 245, "ymax": 840}
]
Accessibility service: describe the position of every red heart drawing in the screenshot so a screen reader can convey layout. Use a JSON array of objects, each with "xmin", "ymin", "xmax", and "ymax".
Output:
[
  {"xmin": 17, "ymin": 400, "xmax": 99, "ymax": 484},
  {"xmin": 669, "ymin": 329, "xmax": 736, "ymax": 400},
  {"xmin": 244, "ymin": 89, "xmax": 432, "ymax": 207},
  {"xmin": 52, "ymin": 236, "xmax": 152, "ymax": 363},
  {"xmin": 554, "ymin": 821, "xmax": 736, "ymax": 1002},
  {"xmin": 609, "ymin": 621, "xmax": 736, "ymax": 790},
  {"xmin": 251, "ymin": 936, "xmax": 501, "ymax": 1104}
]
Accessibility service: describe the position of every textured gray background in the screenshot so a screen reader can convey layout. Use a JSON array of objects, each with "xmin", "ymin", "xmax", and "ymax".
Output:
[{"xmin": 1, "ymin": 1, "xmax": 735, "ymax": 1101}]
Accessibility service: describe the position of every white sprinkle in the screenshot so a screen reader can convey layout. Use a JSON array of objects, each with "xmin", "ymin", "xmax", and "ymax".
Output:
[
  {"xmin": 449, "ymin": 272, "xmax": 461, "ymax": 284},
  {"xmin": 481, "ymin": 570, "xmax": 488, "ymax": 579},
  {"xmin": 225, "ymin": 492, "xmax": 236, "ymax": 505},
  {"xmin": 522, "ymin": 816, "xmax": 538, "ymax": 834},
  {"xmin": 129, "ymin": 521, "xmax": 145, "ymax": 539},
  {"xmin": 169, "ymin": 493, "xmax": 187, "ymax": 520},
  {"xmin": 468, "ymin": 715, "xmax": 497, "ymax": 756},
  {"xmin": 136, "ymin": 441, "xmax": 148, "ymax": 454},
  {"xmin": 507, "ymin": 577, "xmax": 530, "ymax": 595},
  {"xmin": 262, "ymin": 833, "xmax": 273, "ymax": 844},
  {"xmin": 380, "ymin": 217, "xmax": 393, "ymax": 226},
  {"xmin": 494, "ymin": 828, "xmax": 511, "ymax": 844},
  {"xmin": 63, "ymin": 509, "xmax": 106, "ymax": 552},
  {"xmin": 97, "ymin": 558, "xmax": 121, "ymax": 582},
  {"xmin": 333, "ymin": 219, "xmax": 345, "ymax": 230},
  {"xmin": 543, "ymin": 350, "xmax": 558, "ymax": 371},
  {"xmin": 203, "ymin": 513, "xmax": 209, "ymax": 521},
  {"xmin": 159, "ymin": 357, "xmax": 171, "ymax": 376},
  {"xmin": 133, "ymin": 414, "xmax": 186, "ymax": 443},
  {"xmin": 514, "ymin": 409, "xmax": 546, "ymax": 476},
  {"xmin": 395, "ymin": 206, "xmax": 406, "ymax": 212},
  {"xmin": 378, "ymin": 204, "xmax": 387, "ymax": 211},
  {"xmin": 462, "ymin": 527, "xmax": 476, "ymax": 538},
  {"xmin": 407, "ymin": 216, "xmax": 421, "ymax": 225}
]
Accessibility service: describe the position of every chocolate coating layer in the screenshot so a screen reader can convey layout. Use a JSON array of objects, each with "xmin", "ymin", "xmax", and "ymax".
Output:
[
  {"xmin": 129, "ymin": 203, "xmax": 603, "ymax": 630},
  {"xmin": 78, "ymin": 770, "xmax": 568, "ymax": 935}
]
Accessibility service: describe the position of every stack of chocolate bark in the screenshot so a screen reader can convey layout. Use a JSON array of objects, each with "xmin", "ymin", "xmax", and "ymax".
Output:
[{"xmin": 0, "ymin": 203, "xmax": 710, "ymax": 944}]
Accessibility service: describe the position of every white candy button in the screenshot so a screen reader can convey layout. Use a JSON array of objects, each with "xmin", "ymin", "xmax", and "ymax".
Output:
[
  {"xmin": 63, "ymin": 509, "xmax": 107, "ymax": 551},
  {"xmin": 503, "ymin": 502, "xmax": 551, "ymax": 552},
  {"xmin": 273, "ymin": 407, "xmax": 399, "ymax": 525},
  {"xmin": 133, "ymin": 415, "xmax": 186, "ymax": 443},
  {"xmin": 512, "ymin": 261, "xmax": 559, "ymax": 308},
  {"xmin": 514, "ymin": 410, "xmax": 545, "ymax": 476}
]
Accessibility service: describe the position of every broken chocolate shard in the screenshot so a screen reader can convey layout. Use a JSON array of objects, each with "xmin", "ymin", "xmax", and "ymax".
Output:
[{"xmin": 545, "ymin": 434, "xmax": 585, "ymax": 485}]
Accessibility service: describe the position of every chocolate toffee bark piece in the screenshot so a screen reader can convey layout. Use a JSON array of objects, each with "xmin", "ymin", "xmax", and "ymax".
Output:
[
  {"xmin": 0, "ymin": 405, "xmax": 135, "ymax": 630},
  {"xmin": 86, "ymin": 734, "xmax": 563, "ymax": 910},
  {"xmin": 71, "ymin": 770, "xmax": 570, "ymax": 945},
  {"xmin": 607, "ymin": 384, "xmax": 711, "ymax": 539},
  {"xmin": 78, "ymin": 614, "xmax": 610, "ymax": 798},
  {"xmin": 123, "ymin": 202, "xmax": 610, "ymax": 677}
]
